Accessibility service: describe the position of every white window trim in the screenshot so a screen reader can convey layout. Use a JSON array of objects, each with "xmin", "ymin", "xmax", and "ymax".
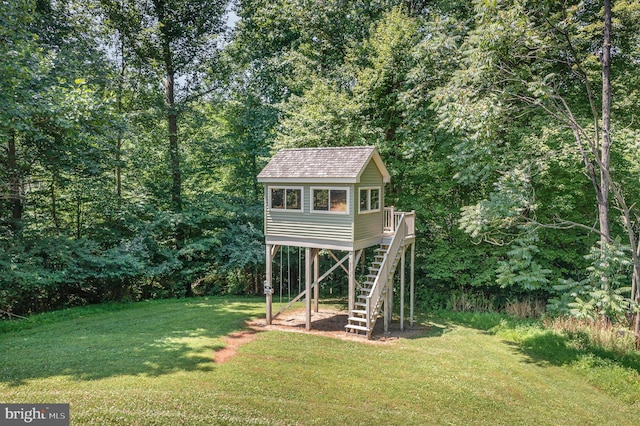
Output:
[
  {"xmin": 268, "ymin": 186, "xmax": 304, "ymax": 212},
  {"xmin": 311, "ymin": 187, "xmax": 350, "ymax": 215},
  {"xmin": 358, "ymin": 187, "xmax": 382, "ymax": 214}
]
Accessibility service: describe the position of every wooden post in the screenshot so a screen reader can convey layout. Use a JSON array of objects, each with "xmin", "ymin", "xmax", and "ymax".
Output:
[
  {"xmin": 314, "ymin": 249, "xmax": 319, "ymax": 313},
  {"xmin": 400, "ymin": 246, "xmax": 406, "ymax": 332},
  {"xmin": 266, "ymin": 244, "xmax": 273, "ymax": 325},
  {"xmin": 383, "ymin": 294, "xmax": 389, "ymax": 333},
  {"xmin": 387, "ymin": 277, "xmax": 393, "ymax": 329},
  {"xmin": 305, "ymin": 247, "xmax": 312, "ymax": 331},
  {"xmin": 410, "ymin": 242, "xmax": 415, "ymax": 326},
  {"xmin": 348, "ymin": 250, "xmax": 355, "ymax": 316},
  {"xmin": 384, "ymin": 275, "xmax": 392, "ymax": 333}
]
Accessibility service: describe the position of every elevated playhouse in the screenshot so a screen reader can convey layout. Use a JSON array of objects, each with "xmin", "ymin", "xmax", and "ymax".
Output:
[{"xmin": 257, "ymin": 146, "xmax": 415, "ymax": 338}]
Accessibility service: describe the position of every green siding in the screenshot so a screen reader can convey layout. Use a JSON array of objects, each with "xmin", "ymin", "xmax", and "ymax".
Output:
[
  {"xmin": 265, "ymin": 184, "xmax": 354, "ymax": 242},
  {"xmin": 263, "ymin": 159, "xmax": 386, "ymax": 246},
  {"xmin": 354, "ymin": 162, "xmax": 384, "ymax": 240},
  {"xmin": 360, "ymin": 161, "xmax": 383, "ymax": 186}
]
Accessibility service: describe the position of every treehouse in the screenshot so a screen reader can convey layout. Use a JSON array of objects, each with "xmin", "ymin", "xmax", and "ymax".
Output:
[{"xmin": 257, "ymin": 146, "xmax": 415, "ymax": 338}]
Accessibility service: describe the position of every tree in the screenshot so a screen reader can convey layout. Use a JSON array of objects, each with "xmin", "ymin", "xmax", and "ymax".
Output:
[
  {"xmin": 1, "ymin": 0, "xmax": 119, "ymax": 239},
  {"xmin": 433, "ymin": 1, "xmax": 640, "ymax": 324},
  {"xmin": 0, "ymin": 0, "xmax": 146, "ymax": 316},
  {"xmin": 1, "ymin": 0, "xmax": 42, "ymax": 235},
  {"xmin": 99, "ymin": 0, "xmax": 228, "ymax": 222}
]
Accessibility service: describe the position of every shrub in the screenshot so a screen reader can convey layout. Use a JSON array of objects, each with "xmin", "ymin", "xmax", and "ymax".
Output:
[
  {"xmin": 447, "ymin": 290, "xmax": 496, "ymax": 312},
  {"xmin": 505, "ymin": 298, "xmax": 546, "ymax": 318},
  {"xmin": 544, "ymin": 316, "xmax": 636, "ymax": 355}
]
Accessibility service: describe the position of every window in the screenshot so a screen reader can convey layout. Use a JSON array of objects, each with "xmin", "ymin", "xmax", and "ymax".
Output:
[
  {"xmin": 359, "ymin": 187, "xmax": 381, "ymax": 213},
  {"xmin": 269, "ymin": 187, "xmax": 302, "ymax": 211},
  {"xmin": 312, "ymin": 188, "xmax": 348, "ymax": 213}
]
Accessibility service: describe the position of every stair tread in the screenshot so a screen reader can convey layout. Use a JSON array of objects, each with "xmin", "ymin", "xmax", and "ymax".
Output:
[
  {"xmin": 348, "ymin": 316, "xmax": 367, "ymax": 323},
  {"xmin": 352, "ymin": 309, "xmax": 366, "ymax": 315},
  {"xmin": 345, "ymin": 324, "xmax": 369, "ymax": 331}
]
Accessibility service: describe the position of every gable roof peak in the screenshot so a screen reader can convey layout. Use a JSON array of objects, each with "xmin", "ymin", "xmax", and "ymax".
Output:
[{"xmin": 257, "ymin": 146, "xmax": 390, "ymax": 184}]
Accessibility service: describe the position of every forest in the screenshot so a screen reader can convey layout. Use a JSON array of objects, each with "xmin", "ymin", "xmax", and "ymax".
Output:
[{"xmin": 1, "ymin": 0, "xmax": 639, "ymax": 338}]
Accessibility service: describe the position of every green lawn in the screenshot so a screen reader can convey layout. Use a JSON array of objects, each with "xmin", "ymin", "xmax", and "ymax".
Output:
[{"xmin": 1, "ymin": 297, "xmax": 639, "ymax": 425}]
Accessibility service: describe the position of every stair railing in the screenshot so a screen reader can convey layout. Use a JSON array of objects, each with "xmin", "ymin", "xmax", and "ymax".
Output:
[{"xmin": 365, "ymin": 213, "xmax": 407, "ymax": 330}]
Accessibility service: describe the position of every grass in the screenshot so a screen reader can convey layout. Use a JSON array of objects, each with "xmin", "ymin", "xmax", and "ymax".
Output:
[{"xmin": 1, "ymin": 297, "xmax": 639, "ymax": 425}]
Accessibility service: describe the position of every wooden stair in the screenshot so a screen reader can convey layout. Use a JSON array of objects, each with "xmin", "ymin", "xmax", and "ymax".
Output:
[{"xmin": 345, "ymin": 244, "xmax": 403, "ymax": 338}]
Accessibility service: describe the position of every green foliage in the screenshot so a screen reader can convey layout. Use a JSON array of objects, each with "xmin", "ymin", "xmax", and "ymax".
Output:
[
  {"xmin": 99, "ymin": 0, "xmax": 227, "ymax": 78},
  {"xmin": 2, "ymin": 0, "xmax": 639, "ymax": 318},
  {"xmin": 496, "ymin": 235, "xmax": 551, "ymax": 291},
  {"xmin": 458, "ymin": 168, "xmax": 537, "ymax": 242},
  {"xmin": 549, "ymin": 241, "xmax": 633, "ymax": 322},
  {"xmin": 432, "ymin": 0, "xmax": 640, "ymax": 308},
  {"xmin": 0, "ymin": 236, "xmax": 145, "ymax": 315},
  {"xmin": 276, "ymin": 81, "xmax": 367, "ymax": 148}
]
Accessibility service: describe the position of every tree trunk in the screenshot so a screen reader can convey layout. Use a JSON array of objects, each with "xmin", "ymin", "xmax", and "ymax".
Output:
[
  {"xmin": 597, "ymin": 0, "xmax": 612, "ymax": 314},
  {"xmin": 163, "ymin": 46, "xmax": 181, "ymax": 213},
  {"xmin": 599, "ymin": 0, "xmax": 612, "ymax": 249},
  {"xmin": 116, "ymin": 136, "xmax": 122, "ymax": 198},
  {"xmin": 251, "ymin": 154, "xmax": 260, "ymax": 203},
  {"xmin": 7, "ymin": 128, "xmax": 23, "ymax": 235},
  {"xmin": 50, "ymin": 173, "xmax": 60, "ymax": 234},
  {"xmin": 76, "ymin": 182, "xmax": 83, "ymax": 240},
  {"xmin": 161, "ymin": 25, "xmax": 188, "ymax": 295},
  {"xmin": 634, "ymin": 242, "xmax": 640, "ymax": 350},
  {"xmin": 167, "ymin": 91, "xmax": 181, "ymax": 212},
  {"xmin": 116, "ymin": 37, "xmax": 124, "ymax": 199}
]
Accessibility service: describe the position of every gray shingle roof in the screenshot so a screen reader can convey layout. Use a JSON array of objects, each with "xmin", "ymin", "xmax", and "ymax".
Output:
[{"xmin": 257, "ymin": 146, "xmax": 390, "ymax": 183}]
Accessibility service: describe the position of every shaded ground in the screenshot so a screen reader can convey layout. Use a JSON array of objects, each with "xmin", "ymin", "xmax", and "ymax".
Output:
[{"xmin": 214, "ymin": 307, "xmax": 428, "ymax": 363}]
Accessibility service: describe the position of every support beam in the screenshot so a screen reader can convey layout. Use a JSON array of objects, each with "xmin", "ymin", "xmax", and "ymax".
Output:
[
  {"xmin": 265, "ymin": 244, "xmax": 273, "ymax": 325},
  {"xmin": 274, "ymin": 287, "xmax": 308, "ymax": 318},
  {"xmin": 383, "ymin": 283, "xmax": 389, "ymax": 333},
  {"xmin": 305, "ymin": 247, "xmax": 312, "ymax": 331},
  {"xmin": 327, "ymin": 249, "xmax": 362, "ymax": 286},
  {"xmin": 400, "ymin": 246, "xmax": 406, "ymax": 331},
  {"xmin": 383, "ymin": 273, "xmax": 393, "ymax": 333},
  {"xmin": 410, "ymin": 242, "xmax": 415, "ymax": 326},
  {"xmin": 274, "ymin": 250, "xmax": 350, "ymax": 320},
  {"xmin": 387, "ymin": 277, "xmax": 393, "ymax": 329},
  {"xmin": 314, "ymin": 249, "xmax": 319, "ymax": 313},
  {"xmin": 348, "ymin": 250, "xmax": 355, "ymax": 316}
]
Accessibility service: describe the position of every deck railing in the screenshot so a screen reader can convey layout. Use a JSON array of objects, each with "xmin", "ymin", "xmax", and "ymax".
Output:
[
  {"xmin": 383, "ymin": 206, "xmax": 395, "ymax": 233},
  {"xmin": 384, "ymin": 207, "xmax": 415, "ymax": 237}
]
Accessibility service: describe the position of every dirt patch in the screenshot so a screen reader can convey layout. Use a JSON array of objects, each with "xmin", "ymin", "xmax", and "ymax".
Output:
[
  {"xmin": 214, "ymin": 329, "xmax": 259, "ymax": 364},
  {"xmin": 214, "ymin": 307, "xmax": 428, "ymax": 364}
]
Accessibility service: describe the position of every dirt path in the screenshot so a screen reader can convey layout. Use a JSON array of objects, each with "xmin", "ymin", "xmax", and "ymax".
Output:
[{"xmin": 214, "ymin": 307, "xmax": 428, "ymax": 364}]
